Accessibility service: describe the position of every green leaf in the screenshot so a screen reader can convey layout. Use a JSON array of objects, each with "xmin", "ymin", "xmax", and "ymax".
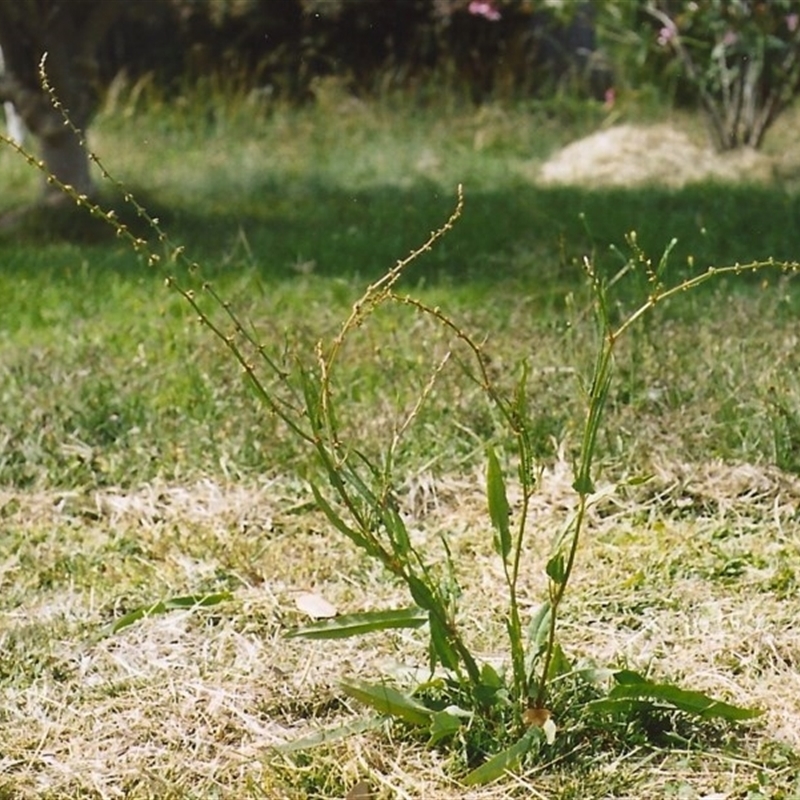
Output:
[
  {"xmin": 625, "ymin": 473, "xmax": 654, "ymax": 487},
  {"xmin": 546, "ymin": 642, "xmax": 572, "ymax": 681},
  {"xmin": 587, "ymin": 671, "xmax": 763, "ymax": 722},
  {"xmin": 613, "ymin": 669, "xmax": 646, "ymax": 685},
  {"xmin": 526, "ymin": 601, "xmax": 552, "ymax": 681},
  {"xmin": 656, "ymin": 236, "xmax": 678, "ymax": 278},
  {"xmin": 285, "ymin": 606, "xmax": 427, "ymax": 640},
  {"xmin": 486, "ymin": 446, "xmax": 511, "ymax": 561},
  {"xmin": 475, "ymin": 661, "xmax": 507, "ymax": 706},
  {"xmin": 463, "ymin": 728, "xmax": 542, "ymax": 786},
  {"xmin": 582, "ymin": 696, "xmax": 653, "ymax": 717},
  {"xmin": 384, "ymin": 505, "xmax": 411, "ymax": 558},
  {"xmin": 310, "ymin": 483, "xmax": 370, "ymax": 550},
  {"xmin": 273, "ymin": 716, "xmax": 385, "ymax": 753},
  {"xmin": 104, "ymin": 592, "xmax": 231, "ymax": 636},
  {"xmin": 428, "ymin": 707, "xmax": 470, "ymax": 745},
  {"xmin": 480, "ymin": 661, "xmax": 504, "ymax": 690},
  {"xmin": 429, "ymin": 612, "xmax": 460, "ymax": 671},
  {"xmin": 340, "ymin": 679, "xmax": 432, "ymax": 727},
  {"xmin": 545, "ymin": 553, "xmax": 565, "ymax": 584},
  {"xmin": 298, "ymin": 369, "xmax": 324, "ymax": 433},
  {"xmin": 163, "ymin": 593, "xmax": 230, "ymax": 610},
  {"xmin": 571, "ymin": 474, "xmax": 594, "ymax": 495},
  {"xmin": 528, "ymin": 601, "xmax": 552, "ymax": 652},
  {"xmin": 406, "ymin": 573, "xmax": 436, "ymax": 611},
  {"xmin": 340, "ymin": 456, "xmax": 380, "ymax": 506},
  {"xmin": 613, "ymin": 683, "xmax": 762, "ymax": 722}
]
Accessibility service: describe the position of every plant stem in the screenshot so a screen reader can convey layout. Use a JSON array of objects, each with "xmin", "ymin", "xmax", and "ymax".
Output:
[
  {"xmin": 535, "ymin": 330, "xmax": 615, "ymax": 708},
  {"xmin": 503, "ymin": 483, "xmax": 531, "ymax": 721}
]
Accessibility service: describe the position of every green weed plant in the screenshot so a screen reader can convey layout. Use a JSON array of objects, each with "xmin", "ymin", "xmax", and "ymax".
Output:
[{"xmin": 5, "ymin": 59, "xmax": 797, "ymax": 784}]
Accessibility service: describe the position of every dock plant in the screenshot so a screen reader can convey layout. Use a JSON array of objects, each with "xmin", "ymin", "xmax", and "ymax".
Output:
[{"xmin": 3, "ymin": 57, "xmax": 795, "ymax": 784}]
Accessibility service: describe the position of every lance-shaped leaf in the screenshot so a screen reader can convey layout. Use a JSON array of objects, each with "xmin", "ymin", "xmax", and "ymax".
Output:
[
  {"xmin": 463, "ymin": 728, "xmax": 542, "ymax": 786},
  {"xmin": 429, "ymin": 612, "xmax": 461, "ymax": 671},
  {"xmin": 486, "ymin": 446, "xmax": 511, "ymax": 561},
  {"xmin": 286, "ymin": 606, "xmax": 427, "ymax": 640},
  {"xmin": 310, "ymin": 483, "xmax": 375, "ymax": 555},
  {"xmin": 340, "ymin": 678, "xmax": 432, "ymax": 727},
  {"xmin": 273, "ymin": 716, "xmax": 384, "ymax": 753},
  {"xmin": 103, "ymin": 592, "xmax": 232, "ymax": 636},
  {"xmin": 545, "ymin": 552, "xmax": 566, "ymax": 585},
  {"xmin": 586, "ymin": 670, "xmax": 762, "ymax": 722},
  {"xmin": 429, "ymin": 705, "xmax": 471, "ymax": 745},
  {"xmin": 528, "ymin": 601, "xmax": 552, "ymax": 653},
  {"xmin": 406, "ymin": 573, "xmax": 436, "ymax": 611}
]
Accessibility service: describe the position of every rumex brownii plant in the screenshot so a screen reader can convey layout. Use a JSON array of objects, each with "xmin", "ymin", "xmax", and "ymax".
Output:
[{"xmin": 5, "ymin": 55, "xmax": 798, "ymax": 784}]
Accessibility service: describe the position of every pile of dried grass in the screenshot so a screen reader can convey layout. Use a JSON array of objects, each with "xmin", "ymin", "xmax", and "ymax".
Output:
[{"xmin": 536, "ymin": 123, "xmax": 774, "ymax": 188}]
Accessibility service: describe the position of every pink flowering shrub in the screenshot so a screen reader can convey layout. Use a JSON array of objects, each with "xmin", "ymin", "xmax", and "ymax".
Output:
[
  {"xmin": 467, "ymin": 1, "xmax": 501, "ymax": 22},
  {"xmin": 646, "ymin": 0, "xmax": 800, "ymax": 149}
]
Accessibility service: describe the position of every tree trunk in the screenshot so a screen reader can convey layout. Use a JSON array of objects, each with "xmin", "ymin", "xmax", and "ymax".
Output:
[
  {"xmin": 0, "ymin": 0, "xmax": 124, "ymax": 203},
  {"xmin": 39, "ymin": 126, "xmax": 95, "ymax": 202}
]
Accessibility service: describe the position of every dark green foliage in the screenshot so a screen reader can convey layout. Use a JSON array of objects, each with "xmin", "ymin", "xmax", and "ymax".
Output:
[{"xmin": 99, "ymin": 1, "xmax": 606, "ymax": 104}]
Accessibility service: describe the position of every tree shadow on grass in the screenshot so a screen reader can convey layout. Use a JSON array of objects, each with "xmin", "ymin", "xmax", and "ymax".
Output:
[
  {"xmin": 0, "ymin": 187, "xmax": 177, "ymax": 246},
  {"xmin": 141, "ymin": 179, "xmax": 800, "ymax": 285},
  {"xmin": 2, "ymin": 178, "xmax": 799, "ymax": 292}
]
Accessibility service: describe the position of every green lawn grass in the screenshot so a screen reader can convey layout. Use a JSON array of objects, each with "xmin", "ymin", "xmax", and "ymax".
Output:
[{"xmin": 2, "ymin": 94, "xmax": 800, "ymax": 798}]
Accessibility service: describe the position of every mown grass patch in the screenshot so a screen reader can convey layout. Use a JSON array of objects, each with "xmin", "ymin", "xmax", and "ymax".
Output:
[
  {"xmin": 2, "ymin": 465, "xmax": 800, "ymax": 798},
  {"xmin": 2, "ymin": 266, "xmax": 798, "ymax": 491}
]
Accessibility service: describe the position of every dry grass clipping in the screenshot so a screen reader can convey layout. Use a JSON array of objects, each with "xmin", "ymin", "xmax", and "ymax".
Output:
[{"xmin": 1, "ymin": 457, "xmax": 799, "ymax": 798}]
